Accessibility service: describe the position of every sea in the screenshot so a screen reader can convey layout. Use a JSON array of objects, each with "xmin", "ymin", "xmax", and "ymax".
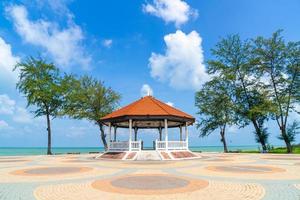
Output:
[{"xmin": 0, "ymin": 145, "xmax": 267, "ymax": 156}]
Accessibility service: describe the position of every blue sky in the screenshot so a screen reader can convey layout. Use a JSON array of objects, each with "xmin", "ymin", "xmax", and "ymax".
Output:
[{"xmin": 0, "ymin": 0, "xmax": 299, "ymax": 148}]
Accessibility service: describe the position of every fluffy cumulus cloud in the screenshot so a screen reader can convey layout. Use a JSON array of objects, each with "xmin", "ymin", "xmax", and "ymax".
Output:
[
  {"xmin": 143, "ymin": 0, "xmax": 198, "ymax": 27},
  {"xmin": 0, "ymin": 94, "xmax": 16, "ymax": 115},
  {"xmin": 6, "ymin": 5, "xmax": 91, "ymax": 69},
  {"xmin": 149, "ymin": 30, "xmax": 209, "ymax": 90},
  {"xmin": 141, "ymin": 84, "xmax": 154, "ymax": 97},
  {"xmin": 0, "ymin": 37, "xmax": 20, "ymax": 81}
]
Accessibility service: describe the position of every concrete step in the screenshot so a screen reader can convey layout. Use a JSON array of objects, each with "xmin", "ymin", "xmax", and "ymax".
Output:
[{"xmin": 135, "ymin": 151, "xmax": 162, "ymax": 161}]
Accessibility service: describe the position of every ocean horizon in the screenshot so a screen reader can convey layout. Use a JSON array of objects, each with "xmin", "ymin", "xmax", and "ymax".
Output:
[{"xmin": 0, "ymin": 145, "xmax": 282, "ymax": 156}]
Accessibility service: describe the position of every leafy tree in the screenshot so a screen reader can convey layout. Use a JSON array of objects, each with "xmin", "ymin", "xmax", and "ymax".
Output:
[
  {"xmin": 207, "ymin": 35, "xmax": 273, "ymax": 151},
  {"xmin": 252, "ymin": 30, "xmax": 300, "ymax": 153},
  {"xmin": 62, "ymin": 75, "xmax": 120, "ymax": 150},
  {"xmin": 195, "ymin": 78, "xmax": 237, "ymax": 153},
  {"xmin": 14, "ymin": 57, "xmax": 64, "ymax": 155}
]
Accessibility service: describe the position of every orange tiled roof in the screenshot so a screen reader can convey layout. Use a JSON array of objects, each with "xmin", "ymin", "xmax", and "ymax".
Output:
[{"xmin": 101, "ymin": 96, "xmax": 194, "ymax": 121}]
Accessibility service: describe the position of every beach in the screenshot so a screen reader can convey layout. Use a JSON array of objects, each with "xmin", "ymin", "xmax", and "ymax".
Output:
[{"xmin": 0, "ymin": 152, "xmax": 299, "ymax": 199}]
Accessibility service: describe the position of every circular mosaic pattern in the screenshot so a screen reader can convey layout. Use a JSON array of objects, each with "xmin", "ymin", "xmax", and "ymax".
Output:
[
  {"xmin": 92, "ymin": 174, "xmax": 209, "ymax": 195},
  {"xmin": 207, "ymin": 165, "xmax": 285, "ymax": 174},
  {"xmin": 111, "ymin": 175, "xmax": 189, "ymax": 190},
  {"xmin": 11, "ymin": 167, "xmax": 92, "ymax": 176}
]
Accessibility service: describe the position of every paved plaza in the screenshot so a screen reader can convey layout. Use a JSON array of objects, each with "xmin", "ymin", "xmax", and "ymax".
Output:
[{"xmin": 0, "ymin": 152, "xmax": 300, "ymax": 200}]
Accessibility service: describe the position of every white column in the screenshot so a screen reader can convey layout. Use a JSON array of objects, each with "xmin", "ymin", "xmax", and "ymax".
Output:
[
  {"xmin": 164, "ymin": 119, "xmax": 168, "ymax": 151},
  {"xmin": 108, "ymin": 122, "xmax": 111, "ymax": 151},
  {"xmin": 180, "ymin": 126, "xmax": 182, "ymax": 141},
  {"xmin": 185, "ymin": 122, "xmax": 188, "ymax": 149},
  {"xmin": 129, "ymin": 119, "xmax": 132, "ymax": 151}
]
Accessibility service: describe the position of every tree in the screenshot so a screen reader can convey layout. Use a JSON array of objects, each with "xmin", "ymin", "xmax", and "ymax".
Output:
[
  {"xmin": 195, "ymin": 78, "xmax": 237, "ymax": 153},
  {"xmin": 62, "ymin": 75, "xmax": 120, "ymax": 150},
  {"xmin": 207, "ymin": 35, "xmax": 273, "ymax": 151},
  {"xmin": 14, "ymin": 57, "xmax": 64, "ymax": 155},
  {"xmin": 252, "ymin": 30, "xmax": 300, "ymax": 153}
]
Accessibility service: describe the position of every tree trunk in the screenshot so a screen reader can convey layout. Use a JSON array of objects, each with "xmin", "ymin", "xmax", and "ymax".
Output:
[
  {"xmin": 46, "ymin": 113, "xmax": 52, "ymax": 155},
  {"xmin": 98, "ymin": 123, "xmax": 108, "ymax": 151},
  {"xmin": 281, "ymin": 127, "xmax": 293, "ymax": 153},
  {"xmin": 251, "ymin": 119, "xmax": 267, "ymax": 151},
  {"xmin": 220, "ymin": 128, "xmax": 228, "ymax": 153}
]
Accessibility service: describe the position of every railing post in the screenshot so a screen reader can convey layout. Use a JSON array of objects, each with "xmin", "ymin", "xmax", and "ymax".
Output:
[
  {"xmin": 129, "ymin": 119, "xmax": 132, "ymax": 151},
  {"xmin": 108, "ymin": 122, "xmax": 111, "ymax": 151},
  {"xmin": 165, "ymin": 119, "xmax": 168, "ymax": 151},
  {"xmin": 185, "ymin": 122, "xmax": 188, "ymax": 150},
  {"xmin": 139, "ymin": 140, "xmax": 142, "ymax": 151}
]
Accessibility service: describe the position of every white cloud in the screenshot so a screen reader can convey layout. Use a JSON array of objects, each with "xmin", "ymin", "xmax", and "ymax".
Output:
[
  {"xmin": 0, "ymin": 94, "xmax": 34, "ymax": 124},
  {"xmin": 0, "ymin": 120, "xmax": 9, "ymax": 130},
  {"xmin": 149, "ymin": 30, "xmax": 209, "ymax": 90},
  {"xmin": 103, "ymin": 39, "xmax": 113, "ymax": 48},
  {"xmin": 0, "ymin": 94, "xmax": 16, "ymax": 115},
  {"xmin": 12, "ymin": 107, "xmax": 32, "ymax": 123},
  {"xmin": 141, "ymin": 84, "xmax": 154, "ymax": 97},
  {"xmin": 143, "ymin": 0, "xmax": 198, "ymax": 27},
  {"xmin": 165, "ymin": 101, "xmax": 174, "ymax": 107},
  {"xmin": 6, "ymin": 5, "xmax": 91, "ymax": 69},
  {"xmin": 0, "ymin": 37, "xmax": 20, "ymax": 81}
]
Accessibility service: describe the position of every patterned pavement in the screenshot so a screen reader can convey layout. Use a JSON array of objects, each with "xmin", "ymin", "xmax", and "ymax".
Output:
[{"xmin": 0, "ymin": 153, "xmax": 299, "ymax": 200}]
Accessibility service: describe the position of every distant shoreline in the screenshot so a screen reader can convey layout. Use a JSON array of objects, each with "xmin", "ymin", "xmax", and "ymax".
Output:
[{"xmin": 0, "ymin": 145, "xmax": 284, "ymax": 156}]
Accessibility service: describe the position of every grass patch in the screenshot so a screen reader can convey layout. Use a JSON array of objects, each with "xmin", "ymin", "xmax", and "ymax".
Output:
[{"xmin": 241, "ymin": 146, "xmax": 300, "ymax": 154}]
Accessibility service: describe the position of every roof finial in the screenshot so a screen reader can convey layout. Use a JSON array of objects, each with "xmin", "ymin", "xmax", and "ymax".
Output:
[{"xmin": 141, "ymin": 84, "xmax": 153, "ymax": 97}]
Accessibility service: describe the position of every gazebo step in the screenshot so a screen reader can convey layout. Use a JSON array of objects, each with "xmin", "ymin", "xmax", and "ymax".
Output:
[{"xmin": 135, "ymin": 151, "xmax": 162, "ymax": 161}]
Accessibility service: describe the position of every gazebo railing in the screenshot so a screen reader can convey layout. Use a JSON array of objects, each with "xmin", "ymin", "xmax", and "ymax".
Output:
[
  {"xmin": 168, "ymin": 141, "xmax": 187, "ymax": 150},
  {"xmin": 155, "ymin": 140, "xmax": 187, "ymax": 151},
  {"xmin": 109, "ymin": 141, "xmax": 142, "ymax": 151},
  {"xmin": 131, "ymin": 140, "xmax": 142, "ymax": 151},
  {"xmin": 109, "ymin": 141, "xmax": 129, "ymax": 151},
  {"xmin": 156, "ymin": 140, "xmax": 166, "ymax": 150}
]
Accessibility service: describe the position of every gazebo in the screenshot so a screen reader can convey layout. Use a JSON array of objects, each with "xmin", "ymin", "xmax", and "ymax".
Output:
[{"xmin": 100, "ymin": 95, "xmax": 195, "ymax": 152}]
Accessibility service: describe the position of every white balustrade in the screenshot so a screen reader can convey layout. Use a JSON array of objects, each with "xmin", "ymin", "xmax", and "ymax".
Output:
[
  {"xmin": 131, "ymin": 140, "xmax": 142, "ymax": 151},
  {"xmin": 156, "ymin": 140, "xmax": 166, "ymax": 150},
  {"xmin": 109, "ymin": 140, "xmax": 187, "ymax": 151},
  {"xmin": 155, "ymin": 140, "xmax": 187, "ymax": 151},
  {"xmin": 109, "ymin": 141, "xmax": 141, "ymax": 152},
  {"xmin": 167, "ymin": 141, "xmax": 187, "ymax": 150},
  {"xmin": 109, "ymin": 141, "xmax": 129, "ymax": 151}
]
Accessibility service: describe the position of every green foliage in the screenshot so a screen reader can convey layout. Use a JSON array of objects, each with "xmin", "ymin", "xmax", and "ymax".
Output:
[
  {"xmin": 195, "ymin": 78, "xmax": 237, "ymax": 137},
  {"xmin": 62, "ymin": 75, "xmax": 121, "ymax": 123},
  {"xmin": 14, "ymin": 57, "xmax": 64, "ymax": 117},
  {"xmin": 205, "ymin": 34, "xmax": 273, "ymax": 150},
  {"xmin": 252, "ymin": 30, "xmax": 300, "ymax": 152},
  {"xmin": 278, "ymin": 121, "xmax": 300, "ymax": 144},
  {"xmin": 14, "ymin": 57, "xmax": 65, "ymax": 155},
  {"xmin": 61, "ymin": 75, "xmax": 121, "ymax": 150}
]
